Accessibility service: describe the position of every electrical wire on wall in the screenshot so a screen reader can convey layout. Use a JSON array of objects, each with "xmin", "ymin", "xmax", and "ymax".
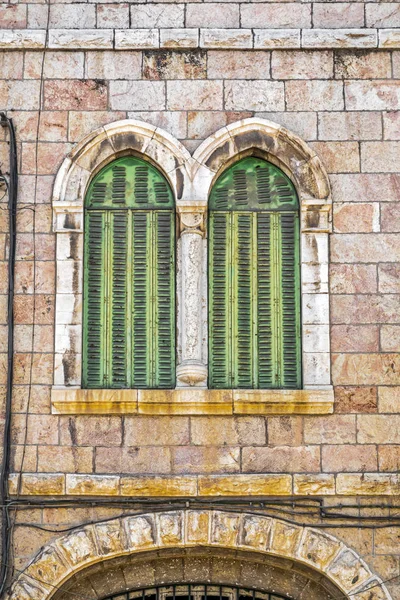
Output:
[{"xmin": 0, "ymin": 0, "xmax": 50, "ymax": 594}]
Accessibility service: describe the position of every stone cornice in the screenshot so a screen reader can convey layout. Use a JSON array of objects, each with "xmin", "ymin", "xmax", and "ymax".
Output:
[
  {"xmin": 0, "ymin": 28, "xmax": 399, "ymax": 50},
  {"xmin": 8, "ymin": 471, "xmax": 400, "ymax": 497},
  {"xmin": 50, "ymin": 387, "xmax": 334, "ymax": 415}
]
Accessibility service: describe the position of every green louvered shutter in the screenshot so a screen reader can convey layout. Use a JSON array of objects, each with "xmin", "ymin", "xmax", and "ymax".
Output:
[
  {"xmin": 83, "ymin": 157, "xmax": 175, "ymax": 389},
  {"xmin": 208, "ymin": 157, "xmax": 301, "ymax": 390}
]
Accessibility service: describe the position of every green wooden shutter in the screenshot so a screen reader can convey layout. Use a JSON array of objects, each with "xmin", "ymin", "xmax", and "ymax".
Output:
[
  {"xmin": 83, "ymin": 157, "xmax": 175, "ymax": 389},
  {"xmin": 83, "ymin": 210, "xmax": 107, "ymax": 388},
  {"xmin": 208, "ymin": 157, "xmax": 301, "ymax": 390}
]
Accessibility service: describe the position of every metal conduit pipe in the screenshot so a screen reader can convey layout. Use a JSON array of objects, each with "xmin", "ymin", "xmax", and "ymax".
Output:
[{"xmin": 0, "ymin": 112, "xmax": 18, "ymax": 597}]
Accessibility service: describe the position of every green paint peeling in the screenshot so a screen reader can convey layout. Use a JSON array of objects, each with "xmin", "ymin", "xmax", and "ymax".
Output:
[
  {"xmin": 83, "ymin": 157, "xmax": 175, "ymax": 389},
  {"xmin": 209, "ymin": 158, "xmax": 301, "ymax": 390}
]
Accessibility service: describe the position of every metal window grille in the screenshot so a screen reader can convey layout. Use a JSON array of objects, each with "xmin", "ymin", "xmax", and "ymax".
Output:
[{"xmin": 101, "ymin": 584, "xmax": 288, "ymax": 600}]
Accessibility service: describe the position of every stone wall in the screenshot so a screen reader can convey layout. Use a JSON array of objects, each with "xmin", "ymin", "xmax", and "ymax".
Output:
[{"xmin": 0, "ymin": 1, "xmax": 400, "ymax": 598}]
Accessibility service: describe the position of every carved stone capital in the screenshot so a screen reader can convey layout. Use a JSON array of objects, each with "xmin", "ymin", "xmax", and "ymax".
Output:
[
  {"xmin": 301, "ymin": 204, "xmax": 332, "ymax": 233},
  {"xmin": 177, "ymin": 202, "xmax": 207, "ymax": 236}
]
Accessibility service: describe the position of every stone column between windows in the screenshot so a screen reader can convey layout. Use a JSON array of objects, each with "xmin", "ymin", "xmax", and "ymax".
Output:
[{"xmin": 176, "ymin": 203, "xmax": 208, "ymax": 387}]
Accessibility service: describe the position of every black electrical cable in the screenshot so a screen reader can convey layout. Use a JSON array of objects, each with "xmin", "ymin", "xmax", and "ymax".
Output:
[{"xmin": 0, "ymin": 113, "xmax": 18, "ymax": 597}]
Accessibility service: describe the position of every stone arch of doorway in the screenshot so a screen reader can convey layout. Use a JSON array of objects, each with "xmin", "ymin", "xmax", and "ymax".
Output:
[{"xmin": 7, "ymin": 510, "xmax": 392, "ymax": 600}]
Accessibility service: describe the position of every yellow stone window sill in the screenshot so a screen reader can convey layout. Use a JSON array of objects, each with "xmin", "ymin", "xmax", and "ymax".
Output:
[{"xmin": 51, "ymin": 387, "xmax": 334, "ymax": 415}]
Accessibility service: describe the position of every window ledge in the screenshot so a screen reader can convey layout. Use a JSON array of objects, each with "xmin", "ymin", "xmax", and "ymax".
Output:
[{"xmin": 51, "ymin": 387, "xmax": 334, "ymax": 415}]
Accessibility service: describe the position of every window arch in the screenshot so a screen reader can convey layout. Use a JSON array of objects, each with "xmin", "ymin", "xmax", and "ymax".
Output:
[
  {"xmin": 82, "ymin": 156, "xmax": 176, "ymax": 389},
  {"xmin": 208, "ymin": 157, "xmax": 301, "ymax": 390}
]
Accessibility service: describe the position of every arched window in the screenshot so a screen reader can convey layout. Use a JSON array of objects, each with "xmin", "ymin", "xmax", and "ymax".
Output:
[
  {"xmin": 82, "ymin": 156, "xmax": 175, "ymax": 389},
  {"xmin": 208, "ymin": 157, "xmax": 301, "ymax": 390}
]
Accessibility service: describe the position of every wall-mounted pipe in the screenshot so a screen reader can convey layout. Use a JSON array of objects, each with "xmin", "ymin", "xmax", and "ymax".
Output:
[{"xmin": 0, "ymin": 112, "xmax": 18, "ymax": 597}]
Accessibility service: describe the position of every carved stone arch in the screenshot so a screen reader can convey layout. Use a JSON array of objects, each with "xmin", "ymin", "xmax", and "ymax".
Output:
[
  {"xmin": 190, "ymin": 118, "xmax": 333, "ymax": 395},
  {"xmin": 51, "ymin": 116, "xmax": 334, "ymax": 410},
  {"xmin": 51, "ymin": 119, "xmax": 193, "ymax": 389},
  {"xmin": 7, "ymin": 510, "xmax": 392, "ymax": 600},
  {"xmin": 191, "ymin": 117, "xmax": 331, "ymax": 207},
  {"xmin": 53, "ymin": 118, "xmax": 192, "ymax": 214}
]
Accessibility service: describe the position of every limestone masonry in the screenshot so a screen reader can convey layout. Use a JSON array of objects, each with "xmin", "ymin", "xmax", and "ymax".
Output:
[{"xmin": 0, "ymin": 1, "xmax": 400, "ymax": 599}]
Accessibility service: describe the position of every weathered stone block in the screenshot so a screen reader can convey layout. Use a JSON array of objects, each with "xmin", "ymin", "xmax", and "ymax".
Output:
[
  {"xmin": 97, "ymin": 4, "xmax": 129, "ymax": 29},
  {"xmin": 309, "ymin": 141, "xmax": 360, "ymax": 173},
  {"xmin": 381, "ymin": 325, "xmax": 400, "ymax": 352},
  {"xmin": 68, "ymin": 111, "xmax": 126, "ymax": 141},
  {"xmin": 322, "ymin": 445, "xmax": 378, "ymax": 473},
  {"xmin": 379, "ymin": 386, "xmax": 400, "ymax": 413},
  {"xmin": 299, "ymin": 529, "xmax": 342, "ymax": 570},
  {"xmin": 358, "ymin": 415, "xmax": 400, "ymax": 444},
  {"xmin": 49, "ymin": 4, "xmax": 95, "ymax": 29},
  {"xmin": 208, "ymin": 50, "xmax": 269, "ymax": 79},
  {"xmin": 362, "ymin": 142, "xmax": 400, "ymax": 173},
  {"xmin": 286, "ymin": 80, "xmax": 344, "ymax": 111},
  {"xmin": 378, "ymin": 264, "xmax": 400, "ymax": 293},
  {"xmin": 302, "ymin": 29, "xmax": 377, "ymax": 49},
  {"xmin": 125, "ymin": 416, "xmax": 189, "ymax": 446},
  {"xmin": 241, "ymin": 515, "xmax": 272, "ymax": 550},
  {"xmin": 379, "ymin": 446, "xmax": 400, "ymax": 472},
  {"xmin": 186, "ymin": 4, "xmax": 239, "ymax": 28},
  {"xmin": 86, "ymin": 51, "xmax": 141, "ymax": 79},
  {"xmin": 254, "ymin": 29, "xmax": 300, "ymax": 50},
  {"xmin": 313, "ymin": 4, "xmax": 365, "ymax": 29},
  {"xmin": 191, "ymin": 416, "xmax": 266, "ymax": 446},
  {"xmin": 335, "ymin": 386, "xmax": 378, "ymax": 414},
  {"xmin": 211, "ymin": 511, "xmax": 240, "ymax": 546},
  {"xmin": 110, "ymin": 80, "xmax": 165, "ymax": 110},
  {"xmin": 131, "ymin": 4, "xmax": 184, "ymax": 28},
  {"xmin": 96, "ymin": 446, "xmax": 172, "ymax": 474},
  {"xmin": 304, "ymin": 415, "xmax": 356, "ymax": 444},
  {"xmin": 242, "ymin": 4, "xmax": 311, "ymax": 29},
  {"xmin": 124, "ymin": 515, "xmax": 156, "ymax": 551},
  {"xmin": 333, "ymin": 203, "xmax": 378, "ymax": 233},
  {"xmin": 225, "ymin": 80, "xmax": 284, "ymax": 111},
  {"xmin": 366, "ymin": 4, "xmax": 400, "ymax": 28},
  {"xmin": 346, "ymin": 82, "xmax": 400, "ymax": 111},
  {"xmin": 172, "ymin": 446, "xmax": 240, "ymax": 474},
  {"xmin": 242, "ymin": 446, "xmax": 320, "ymax": 473},
  {"xmin": 331, "ymin": 234, "xmax": 400, "ymax": 263},
  {"xmin": 337, "ymin": 473, "xmax": 398, "ymax": 495},
  {"xmin": 60, "ymin": 415, "xmax": 122, "ymax": 446},
  {"xmin": 49, "ymin": 29, "xmax": 113, "ymax": 50},
  {"xmin": 333, "ymin": 353, "xmax": 400, "ymax": 385},
  {"xmin": 66, "ymin": 474, "xmax": 119, "ymax": 495},
  {"xmin": 335, "ymin": 50, "xmax": 392, "ymax": 79},
  {"xmin": 330, "ymin": 173, "xmax": 400, "ymax": 203},
  {"xmin": 0, "ymin": 51, "xmax": 23, "ymax": 79},
  {"xmin": 143, "ymin": 50, "xmax": 206, "ymax": 80},
  {"xmin": 121, "ymin": 476, "xmax": 197, "ymax": 497},
  {"xmin": 319, "ymin": 111, "xmax": 382, "ymax": 141},
  {"xmin": 44, "ymin": 80, "xmax": 107, "ymax": 111},
  {"xmin": 330, "ymin": 265, "xmax": 377, "ymax": 295},
  {"xmin": 38, "ymin": 446, "xmax": 93, "ymax": 473},
  {"xmin": 293, "ymin": 474, "xmax": 335, "ymax": 495},
  {"xmin": 267, "ymin": 416, "xmax": 302, "ymax": 447},
  {"xmin": 198, "ymin": 474, "xmax": 292, "ymax": 496},
  {"xmin": 160, "ymin": 29, "xmax": 198, "ymax": 49},
  {"xmin": 331, "ymin": 325, "xmax": 379, "ymax": 353},
  {"xmin": 270, "ymin": 520, "xmax": 302, "ymax": 557},
  {"xmin": 0, "ymin": 3, "xmax": 26, "ymax": 28},
  {"xmin": 167, "ymin": 80, "xmax": 222, "ymax": 110},
  {"xmin": 272, "ymin": 50, "xmax": 333, "ymax": 79},
  {"xmin": 115, "ymin": 29, "xmax": 159, "ymax": 49}
]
